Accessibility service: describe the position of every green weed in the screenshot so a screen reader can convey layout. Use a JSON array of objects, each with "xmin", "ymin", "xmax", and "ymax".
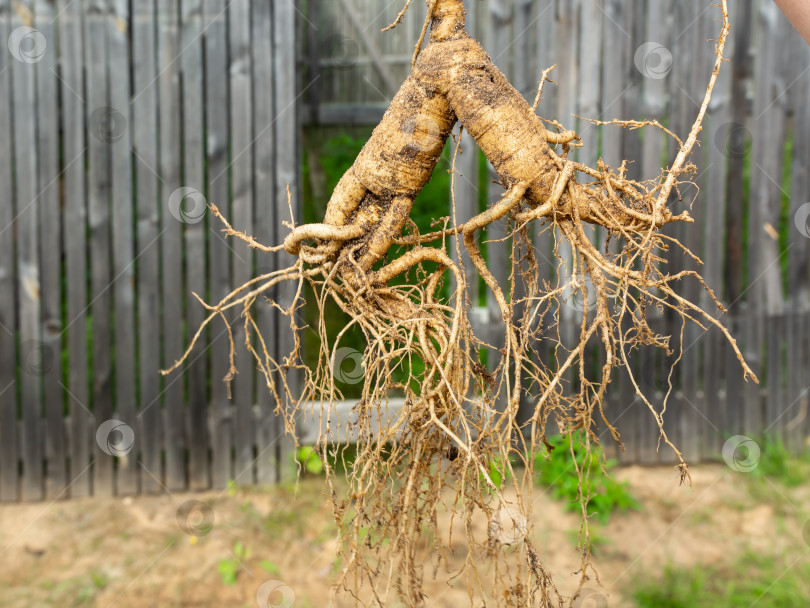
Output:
[
  {"xmin": 217, "ymin": 541, "xmax": 251, "ymax": 586},
  {"xmin": 632, "ymin": 550, "xmax": 810, "ymax": 608},
  {"xmin": 534, "ymin": 434, "xmax": 639, "ymax": 523}
]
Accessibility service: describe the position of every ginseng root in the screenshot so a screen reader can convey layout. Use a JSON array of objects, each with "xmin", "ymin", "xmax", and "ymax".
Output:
[{"xmin": 164, "ymin": 0, "xmax": 754, "ymax": 605}]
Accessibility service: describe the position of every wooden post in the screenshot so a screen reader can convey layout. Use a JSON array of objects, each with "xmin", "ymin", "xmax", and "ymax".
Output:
[
  {"xmin": 109, "ymin": 0, "xmax": 138, "ymax": 496},
  {"xmin": 0, "ymin": 0, "xmax": 20, "ymax": 502},
  {"xmin": 132, "ymin": 0, "xmax": 162, "ymax": 494}
]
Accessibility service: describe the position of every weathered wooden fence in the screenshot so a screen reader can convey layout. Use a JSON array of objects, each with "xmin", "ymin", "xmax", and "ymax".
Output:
[
  {"xmin": 0, "ymin": 0, "xmax": 808, "ymax": 502},
  {"xmin": 0, "ymin": 0, "xmax": 299, "ymax": 502}
]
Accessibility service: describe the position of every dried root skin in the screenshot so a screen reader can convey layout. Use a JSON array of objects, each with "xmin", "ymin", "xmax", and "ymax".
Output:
[{"xmin": 168, "ymin": 2, "xmax": 749, "ymax": 606}]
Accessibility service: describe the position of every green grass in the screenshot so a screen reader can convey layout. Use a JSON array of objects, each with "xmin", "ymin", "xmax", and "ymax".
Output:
[
  {"xmin": 747, "ymin": 433, "xmax": 810, "ymax": 488},
  {"xmin": 534, "ymin": 434, "xmax": 639, "ymax": 524},
  {"xmin": 633, "ymin": 551, "xmax": 810, "ymax": 608}
]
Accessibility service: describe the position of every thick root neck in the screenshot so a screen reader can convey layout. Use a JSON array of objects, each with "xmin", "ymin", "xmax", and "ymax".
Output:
[{"xmin": 429, "ymin": 0, "xmax": 466, "ymax": 40}]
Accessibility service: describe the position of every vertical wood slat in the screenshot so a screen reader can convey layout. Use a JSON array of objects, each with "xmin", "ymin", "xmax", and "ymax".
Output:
[
  {"xmin": 157, "ymin": 0, "xmax": 186, "ymax": 492},
  {"xmin": 680, "ymin": 1, "xmax": 713, "ymax": 464},
  {"xmin": 749, "ymin": 0, "xmax": 788, "ymax": 318},
  {"xmin": 275, "ymin": 0, "xmax": 300, "ymax": 482},
  {"xmin": 132, "ymin": 0, "xmax": 162, "ymax": 494},
  {"xmin": 785, "ymin": 35, "xmax": 810, "ymax": 452},
  {"xmin": 109, "ymin": 0, "xmax": 138, "ymax": 496},
  {"xmin": 599, "ymin": 0, "xmax": 633, "ymax": 461},
  {"xmin": 33, "ymin": 0, "xmax": 64, "ymax": 499},
  {"xmin": 205, "ymin": 0, "xmax": 234, "ymax": 489},
  {"xmin": 86, "ymin": 0, "xmax": 114, "ymax": 498},
  {"xmin": 11, "ymin": 0, "xmax": 44, "ymax": 501},
  {"xmin": 630, "ymin": 0, "xmax": 663, "ymax": 465},
  {"xmin": 253, "ymin": 0, "xmax": 279, "ymax": 485},
  {"xmin": 229, "ymin": 0, "xmax": 256, "ymax": 485},
  {"xmin": 725, "ymin": 1, "xmax": 753, "ymax": 310},
  {"xmin": 56, "ymin": 0, "xmax": 91, "ymax": 499},
  {"xmin": 181, "ymin": 0, "xmax": 211, "ymax": 491},
  {"xmin": 553, "ymin": 0, "xmax": 578, "ymax": 415},
  {"xmin": 0, "ymin": 0, "xmax": 20, "ymax": 502},
  {"xmin": 701, "ymin": 0, "xmax": 739, "ymax": 460}
]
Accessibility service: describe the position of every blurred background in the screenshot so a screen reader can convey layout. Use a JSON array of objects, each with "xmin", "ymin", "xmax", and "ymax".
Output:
[{"xmin": 0, "ymin": 0, "xmax": 809, "ymax": 606}]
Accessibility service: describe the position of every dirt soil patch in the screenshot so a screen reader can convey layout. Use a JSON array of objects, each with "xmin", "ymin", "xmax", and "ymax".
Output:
[{"xmin": 1, "ymin": 463, "xmax": 807, "ymax": 607}]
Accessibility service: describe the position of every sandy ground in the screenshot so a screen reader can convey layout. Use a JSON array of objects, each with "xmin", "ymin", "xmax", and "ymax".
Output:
[{"xmin": 0, "ymin": 462, "xmax": 808, "ymax": 607}]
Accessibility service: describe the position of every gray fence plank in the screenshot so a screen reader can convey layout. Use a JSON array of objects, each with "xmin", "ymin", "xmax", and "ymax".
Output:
[
  {"xmin": 86, "ymin": 0, "xmax": 114, "ymax": 498},
  {"xmin": 205, "ymin": 0, "xmax": 234, "ymax": 488},
  {"xmin": 157, "ymin": 0, "xmax": 186, "ymax": 493},
  {"xmin": 786, "ymin": 36, "xmax": 810, "ymax": 452},
  {"xmin": 765, "ymin": 314, "xmax": 783, "ymax": 438},
  {"xmin": 749, "ymin": 0, "xmax": 788, "ymax": 317},
  {"xmin": 57, "ymin": 0, "xmax": 91, "ymax": 499},
  {"xmin": 0, "ymin": 0, "xmax": 19, "ymax": 502},
  {"xmin": 181, "ymin": 0, "xmax": 210, "ymax": 491},
  {"xmin": 11, "ymin": 0, "xmax": 44, "ymax": 501},
  {"xmin": 109, "ymin": 0, "xmax": 138, "ymax": 496},
  {"xmin": 599, "ymin": 0, "xmax": 633, "ymax": 461},
  {"xmin": 252, "ymin": 0, "xmax": 279, "ymax": 485},
  {"xmin": 702, "ymin": 0, "xmax": 737, "ymax": 460},
  {"xmin": 34, "ymin": 0, "xmax": 66, "ymax": 499},
  {"xmin": 229, "ymin": 0, "xmax": 256, "ymax": 485},
  {"xmin": 132, "ymin": 0, "xmax": 162, "ymax": 494},
  {"xmin": 275, "ymin": 0, "xmax": 301, "ymax": 482}
]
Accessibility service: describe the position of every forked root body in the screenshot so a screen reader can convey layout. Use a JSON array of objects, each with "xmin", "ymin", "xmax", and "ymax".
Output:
[{"xmin": 166, "ymin": 1, "xmax": 753, "ymax": 606}]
